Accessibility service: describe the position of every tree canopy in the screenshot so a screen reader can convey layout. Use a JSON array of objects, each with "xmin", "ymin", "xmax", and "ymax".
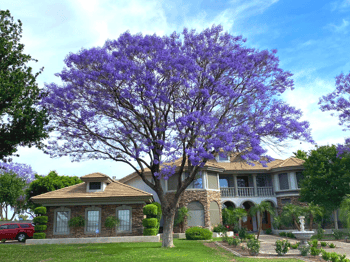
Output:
[
  {"xmin": 40, "ymin": 25, "xmax": 313, "ymax": 247},
  {"xmin": 299, "ymin": 145, "xmax": 350, "ymax": 212},
  {"xmin": 0, "ymin": 9, "xmax": 50, "ymax": 160},
  {"xmin": 25, "ymin": 171, "xmax": 82, "ymax": 214}
]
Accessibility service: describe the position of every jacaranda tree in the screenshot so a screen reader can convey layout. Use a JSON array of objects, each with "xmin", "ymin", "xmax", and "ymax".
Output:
[
  {"xmin": 319, "ymin": 72, "xmax": 350, "ymax": 157},
  {"xmin": 40, "ymin": 25, "xmax": 313, "ymax": 248}
]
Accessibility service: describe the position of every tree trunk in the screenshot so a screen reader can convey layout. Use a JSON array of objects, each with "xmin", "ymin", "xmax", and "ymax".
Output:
[
  {"xmin": 257, "ymin": 214, "xmax": 262, "ymax": 239},
  {"xmin": 293, "ymin": 216, "xmax": 300, "ymax": 230},
  {"xmin": 162, "ymin": 211, "xmax": 176, "ymax": 248},
  {"xmin": 309, "ymin": 215, "xmax": 313, "ymax": 231},
  {"xmin": 334, "ymin": 210, "xmax": 338, "ymax": 230}
]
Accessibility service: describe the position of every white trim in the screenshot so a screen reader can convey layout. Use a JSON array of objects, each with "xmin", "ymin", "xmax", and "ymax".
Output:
[
  {"xmin": 116, "ymin": 205, "xmax": 132, "ymax": 233},
  {"xmin": 86, "ymin": 182, "xmax": 106, "ymax": 193},
  {"xmin": 53, "ymin": 207, "xmax": 71, "ymax": 235}
]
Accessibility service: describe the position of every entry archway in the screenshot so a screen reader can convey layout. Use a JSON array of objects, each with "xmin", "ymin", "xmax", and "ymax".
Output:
[
  {"xmin": 210, "ymin": 201, "xmax": 220, "ymax": 227},
  {"xmin": 241, "ymin": 201, "xmax": 255, "ymax": 231},
  {"xmin": 262, "ymin": 200, "xmax": 275, "ymax": 230}
]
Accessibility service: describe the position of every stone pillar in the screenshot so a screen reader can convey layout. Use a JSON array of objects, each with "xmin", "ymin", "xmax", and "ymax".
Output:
[
  {"xmin": 253, "ymin": 174, "xmax": 258, "ymax": 197},
  {"xmin": 233, "ymin": 175, "xmax": 238, "ymax": 197}
]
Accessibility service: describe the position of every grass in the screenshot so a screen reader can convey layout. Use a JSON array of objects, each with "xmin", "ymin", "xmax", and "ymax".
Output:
[{"xmin": 0, "ymin": 238, "xmax": 304, "ymax": 262}]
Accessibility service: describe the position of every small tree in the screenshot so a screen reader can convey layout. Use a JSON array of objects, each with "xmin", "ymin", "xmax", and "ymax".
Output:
[
  {"xmin": 303, "ymin": 203, "xmax": 324, "ymax": 231},
  {"xmin": 280, "ymin": 204, "xmax": 305, "ymax": 230},
  {"xmin": 152, "ymin": 202, "xmax": 162, "ymax": 234},
  {"xmin": 33, "ymin": 206, "xmax": 47, "ymax": 239},
  {"xmin": 68, "ymin": 215, "xmax": 85, "ymax": 236},
  {"xmin": 105, "ymin": 215, "xmax": 120, "ymax": 236},
  {"xmin": 340, "ymin": 195, "xmax": 350, "ymax": 229},
  {"xmin": 249, "ymin": 201, "xmax": 275, "ymax": 239},
  {"xmin": 143, "ymin": 204, "xmax": 158, "ymax": 236},
  {"xmin": 174, "ymin": 207, "xmax": 191, "ymax": 233}
]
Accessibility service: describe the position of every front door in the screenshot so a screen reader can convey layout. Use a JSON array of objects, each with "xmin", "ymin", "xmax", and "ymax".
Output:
[
  {"xmin": 262, "ymin": 211, "xmax": 272, "ymax": 230},
  {"xmin": 241, "ymin": 214, "xmax": 253, "ymax": 231}
]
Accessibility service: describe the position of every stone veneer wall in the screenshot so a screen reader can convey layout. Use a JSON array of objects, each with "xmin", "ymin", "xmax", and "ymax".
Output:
[
  {"xmin": 276, "ymin": 196, "xmax": 308, "ymax": 215},
  {"xmin": 165, "ymin": 190, "xmax": 222, "ymax": 233},
  {"xmin": 44, "ymin": 203, "xmax": 145, "ymax": 238}
]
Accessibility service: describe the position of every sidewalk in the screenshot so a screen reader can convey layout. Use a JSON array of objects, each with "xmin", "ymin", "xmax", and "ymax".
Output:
[{"xmin": 258, "ymin": 235, "xmax": 350, "ymax": 257}]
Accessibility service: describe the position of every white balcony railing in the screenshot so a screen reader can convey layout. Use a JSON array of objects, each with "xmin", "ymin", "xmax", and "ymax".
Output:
[
  {"xmin": 237, "ymin": 187, "xmax": 254, "ymax": 197},
  {"xmin": 257, "ymin": 187, "xmax": 274, "ymax": 196},
  {"xmin": 220, "ymin": 186, "xmax": 274, "ymax": 197}
]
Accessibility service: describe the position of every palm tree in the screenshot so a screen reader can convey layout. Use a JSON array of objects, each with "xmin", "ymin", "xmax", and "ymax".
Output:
[
  {"xmin": 174, "ymin": 207, "xmax": 191, "ymax": 233},
  {"xmin": 281, "ymin": 204, "xmax": 304, "ymax": 230},
  {"xmin": 304, "ymin": 203, "xmax": 324, "ymax": 231},
  {"xmin": 340, "ymin": 195, "xmax": 350, "ymax": 229},
  {"xmin": 222, "ymin": 207, "xmax": 247, "ymax": 231},
  {"xmin": 249, "ymin": 201, "xmax": 275, "ymax": 239},
  {"xmin": 232, "ymin": 208, "xmax": 247, "ymax": 230}
]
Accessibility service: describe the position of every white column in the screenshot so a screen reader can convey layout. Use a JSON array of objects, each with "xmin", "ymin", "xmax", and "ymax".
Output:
[
  {"xmin": 233, "ymin": 175, "xmax": 238, "ymax": 196},
  {"xmin": 253, "ymin": 174, "xmax": 258, "ymax": 197}
]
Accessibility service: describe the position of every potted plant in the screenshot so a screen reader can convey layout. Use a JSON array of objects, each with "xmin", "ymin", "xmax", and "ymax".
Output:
[
  {"xmin": 68, "ymin": 215, "xmax": 85, "ymax": 236},
  {"xmin": 105, "ymin": 215, "xmax": 120, "ymax": 236}
]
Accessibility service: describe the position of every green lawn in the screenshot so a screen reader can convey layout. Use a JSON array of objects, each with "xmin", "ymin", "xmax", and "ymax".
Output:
[{"xmin": 0, "ymin": 238, "xmax": 302, "ymax": 262}]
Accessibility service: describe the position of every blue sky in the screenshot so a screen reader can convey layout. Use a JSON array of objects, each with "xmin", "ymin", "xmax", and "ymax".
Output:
[{"xmin": 2, "ymin": 0, "xmax": 350, "ymax": 181}]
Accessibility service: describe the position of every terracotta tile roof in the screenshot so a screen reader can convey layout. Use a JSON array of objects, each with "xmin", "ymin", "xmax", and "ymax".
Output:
[
  {"xmin": 118, "ymin": 155, "xmax": 304, "ymax": 183},
  {"xmin": 80, "ymin": 172, "xmax": 110, "ymax": 179},
  {"xmin": 31, "ymin": 177, "xmax": 153, "ymax": 201}
]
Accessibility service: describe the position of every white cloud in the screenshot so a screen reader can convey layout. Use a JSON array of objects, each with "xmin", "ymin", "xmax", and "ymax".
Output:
[{"xmin": 326, "ymin": 19, "xmax": 349, "ymax": 33}]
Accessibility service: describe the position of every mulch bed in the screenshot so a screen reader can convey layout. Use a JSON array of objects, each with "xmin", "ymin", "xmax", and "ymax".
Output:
[{"xmin": 206, "ymin": 241, "xmax": 326, "ymax": 262}]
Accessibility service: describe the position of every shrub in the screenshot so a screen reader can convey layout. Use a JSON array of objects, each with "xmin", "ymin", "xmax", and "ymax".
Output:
[
  {"xmin": 33, "ymin": 233, "xmax": 46, "ymax": 239},
  {"xmin": 279, "ymin": 232, "xmax": 287, "ymax": 237},
  {"xmin": 33, "ymin": 216, "xmax": 48, "ymax": 225},
  {"xmin": 34, "ymin": 206, "xmax": 47, "ymax": 215},
  {"xmin": 143, "ymin": 204, "xmax": 158, "ymax": 217},
  {"xmin": 213, "ymin": 224, "xmax": 228, "ymax": 233},
  {"xmin": 329, "ymin": 243, "xmax": 336, "ymax": 248},
  {"xmin": 246, "ymin": 234, "xmax": 255, "ymax": 240},
  {"xmin": 299, "ymin": 245, "xmax": 310, "ymax": 256},
  {"xmin": 227, "ymin": 236, "xmax": 240, "ymax": 247},
  {"xmin": 310, "ymin": 247, "xmax": 321, "ymax": 256},
  {"xmin": 311, "ymin": 239, "xmax": 318, "ymax": 248},
  {"xmin": 143, "ymin": 228, "xmax": 158, "ymax": 236},
  {"xmin": 333, "ymin": 230, "xmax": 344, "ymax": 240},
  {"xmin": 275, "ymin": 239, "xmax": 290, "ymax": 256},
  {"xmin": 286, "ymin": 232, "xmax": 296, "ymax": 239},
  {"xmin": 185, "ymin": 227, "xmax": 212, "ymax": 240},
  {"xmin": 104, "ymin": 215, "xmax": 120, "ymax": 229},
  {"xmin": 291, "ymin": 243, "xmax": 298, "ymax": 249},
  {"xmin": 322, "ymin": 250, "xmax": 331, "ymax": 261},
  {"xmin": 152, "ymin": 202, "xmax": 162, "ymax": 233},
  {"xmin": 330, "ymin": 252, "xmax": 341, "ymax": 262},
  {"xmin": 238, "ymin": 227, "xmax": 247, "ymax": 241},
  {"xmin": 1, "ymin": 239, "xmax": 6, "ymax": 243},
  {"xmin": 34, "ymin": 225, "xmax": 47, "ymax": 231},
  {"xmin": 321, "ymin": 241, "xmax": 327, "ymax": 247},
  {"xmin": 68, "ymin": 216, "xmax": 85, "ymax": 228},
  {"xmin": 316, "ymin": 224, "xmax": 324, "ymax": 240},
  {"xmin": 221, "ymin": 234, "xmax": 229, "ymax": 242},
  {"xmin": 247, "ymin": 239, "xmax": 260, "ymax": 255},
  {"xmin": 142, "ymin": 218, "xmax": 158, "ymax": 228},
  {"xmin": 265, "ymin": 228, "xmax": 272, "ymax": 234}
]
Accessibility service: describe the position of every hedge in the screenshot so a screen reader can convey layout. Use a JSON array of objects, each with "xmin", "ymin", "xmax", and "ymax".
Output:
[
  {"xmin": 33, "ymin": 233, "xmax": 46, "ymax": 239},
  {"xmin": 143, "ymin": 204, "xmax": 157, "ymax": 217},
  {"xmin": 34, "ymin": 225, "xmax": 47, "ymax": 232},
  {"xmin": 142, "ymin": 218, "xmax": 158, "ymax": 228},
  {"xmin": 143, "ymin": 228, "xmax": 158, "ymax": 236},
  {"xmin": 185, "ymin": 227, "xmax": 212, "ymax": 240},
  {"xmin": 33, "ymin": 216, "xmax": 48, "ymax": 225},
  {"xmin": 34, "ymin": 206, "xmax": 47, "ymax": 215}
]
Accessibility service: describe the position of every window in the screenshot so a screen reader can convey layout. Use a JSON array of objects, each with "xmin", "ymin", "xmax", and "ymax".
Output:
[
  {"xmin": 278, "ymin": 173, "xmax": 289, "ymax": 190},
  {"xmin": 55, "ymin": 211, "xmax": 69, "ymax": 234},
  {"xmin": 19, "ymin": 224, "xmax": 30, "ymax": 228},
  {"xmin": 296, "ymin": 172, "xmax": 304, "ymax": 188},
  {"xmin": 89, "ymin": 182, "xmax": 101, "ymax": 190},
  {"xmin": 8, "ymin": 224, "xmax": 19, "ymax": 229},
  {"xmin": 167, "ymin": 173, "xmax": 180, "ymax": 191},
  {"xmin": 218, "ymin": 154, "xmax": 229, "ymax": 161},
  {"xmin": 219, "ymin": 178, "xmax": 228, "ymax": 188},
  {"xmin": 208, "ymin": 173, "xmax": 218, "ymax": 189},
  {"xmin": 86, "ymin": 211, "xmax": 100, "ymax": 232},
  {"xmin": 0, "ymin": 225, "xmax": 7, "ymax": 229},
  {"xmin": 117, "ymin": 206, "xmax": 132, "ymax": 232},
  {"xmin": 184, "ymin": 172, "xmax": 203, "ymax": 189}
]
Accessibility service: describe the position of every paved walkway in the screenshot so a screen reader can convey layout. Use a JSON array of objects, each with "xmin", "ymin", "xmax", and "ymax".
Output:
[{"xmin": 258, "ymin": 235, "xmax": 350, "ymax": 258}]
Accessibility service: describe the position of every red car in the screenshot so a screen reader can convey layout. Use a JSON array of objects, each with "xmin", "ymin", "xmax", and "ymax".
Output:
[{"xmin": 0, "ymin": 223, "xmax": 35, "ymax": 242}]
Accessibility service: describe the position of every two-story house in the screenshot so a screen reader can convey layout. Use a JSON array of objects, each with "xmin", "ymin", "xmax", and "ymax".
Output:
[{"xmin": 118, "ymin": 154, "xmax": 306, "ymax": 233}]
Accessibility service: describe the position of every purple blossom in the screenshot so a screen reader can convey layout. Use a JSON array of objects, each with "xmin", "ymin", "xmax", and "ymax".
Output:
[
  {"xmin": 0, "ymin": 162, "xmax": 36, "ymax": 184},
  {"xmin": 40, "ymin": 25, "xmax": 313, "ymax": 180}
]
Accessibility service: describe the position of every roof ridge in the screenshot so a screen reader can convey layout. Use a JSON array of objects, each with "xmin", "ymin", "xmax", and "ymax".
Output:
[{"xmin": 112, "ymin": 180, "xmax": 153, "ymax": 196}]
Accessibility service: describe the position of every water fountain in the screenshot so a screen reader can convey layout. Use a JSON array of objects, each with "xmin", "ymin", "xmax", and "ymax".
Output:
[{"xmin": 292, "ymin": 216, "xmax": 314, "ymax": 250}]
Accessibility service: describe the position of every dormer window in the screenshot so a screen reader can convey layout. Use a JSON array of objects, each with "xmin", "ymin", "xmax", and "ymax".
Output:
[
  {"xmin": 89, "ymin": 182, "xmax": 101, "ymax": 190},
  {"xmin": 217, "ymin": 153, "xmax": 230, "ymax": 162}
]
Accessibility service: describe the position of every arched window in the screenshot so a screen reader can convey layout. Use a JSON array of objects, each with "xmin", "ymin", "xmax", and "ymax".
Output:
[
  {"xmin": 210, "ymin": 201, "xmax": 220, "ymax": 226},
  {"xmin": 187, "ymin": 201, "xmax": 205, "ymax": 227}
]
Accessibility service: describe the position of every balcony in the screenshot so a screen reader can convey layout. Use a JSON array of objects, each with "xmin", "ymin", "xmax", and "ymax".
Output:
[{"xmin": 220, "ymin": 186, "xmax": 274, "ymax": 197}]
